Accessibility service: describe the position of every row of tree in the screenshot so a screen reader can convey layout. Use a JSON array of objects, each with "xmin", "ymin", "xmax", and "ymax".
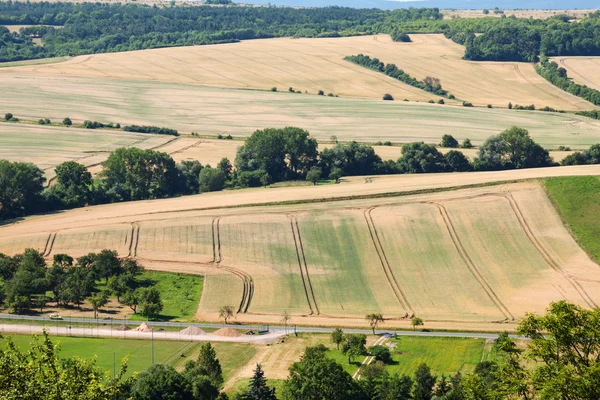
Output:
[
  {"xmin": 2, "ymin": 126, "xmax": 595, "ymax": 220},
  {"xmin": 0, "ymin": 248, "xmax": 163, "ymax": 318},
  {"xmin": 536, "ymin": 57, "xmax": 600, "ymax": 106},
  {"xmin": 344, "ymin": 54, "xmax": 448, "ymax": 97}
]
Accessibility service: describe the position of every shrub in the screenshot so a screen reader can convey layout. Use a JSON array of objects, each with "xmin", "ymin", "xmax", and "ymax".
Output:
[
  {"xmin": 508, "ymin": 102, "xmax": 513, "ymax": 109},
  {"xmin": 217, "ymin": 134, "xmax": 224, "ymax": 139},
  {"xmin": 369, "ymin": 345, "xmax": 391, "ymax": 363},
  {"xmin": 327, "ymin": 93, "xmax": 334, "ymax": 97},
  {"xmin": 391, "ymin": 31, "xmax": 411, "ymax": 42},
  {"xmin": 115, "ymin": 123, "xmax": 121, "ymax": 129},
  {"xmin": 225, "ymin": 134, "xmax": 233, "ymax": 140},
  {"xmin": 318, "ymin": 90, "xmax": 324, "ymax": 96},
  {"xmin": 463, "ymin": 101, "xmax": 473, "ymax": 107},
  {"xmin": 428, "ymin": 100, "xmax": 435, "ymax": 104},
  {"xmin": 383, "ymin": 141, "xmax": 392, "ymax": 146},
  {"xmin": 271, "ymin": 87, "xmax": 277, "ymax": 92},
  {"xmin": 123, "ymin": 125, "xmax": 178, "ymax": 136},
  {"xmin": 38, "ymin": 119, "xmax": 47, "ymax": 125},
  {"xmin": 448, "ymin": 94, "xmax": 456, "ymax": 100},
  {"xmin": 62, "ymin": 117, "xmax": 72, "ymax": 126},
  {"xmin": 288, "ymin": 87, "xmax": 294, "ymax": 93},
  {"xmin": 461, "ymin": 138, "xmax": 474, "ymax": 149},
  {"xmin": 487, "ymin": 104, "xmax": 493, "ymax": 108},
  {"xmin": 440, "ymin": 134, "xmax": 459, "ymax": 148},
  {"xmin": 438, "ymin": 99, "xmax": 445, "ymax": 104},
  {"xmin": 483, "ymin": 9, "xmax": 489, "ymax": 14},
  {"xmin": 557, "ymin": 145, "xmax": 571, "ymax": 151},
  {"xmin": 4, "ymin": 113, "xmax": 13, "ymax": 121},
  {"xmin": 383, "ymin": 93, "xmax": 394, "ymax": 101}
]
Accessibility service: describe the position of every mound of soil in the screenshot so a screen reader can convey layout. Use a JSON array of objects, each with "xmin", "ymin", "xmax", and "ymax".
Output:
[
  {"xmin": 212, "ymin": 327, "xmax": 242, "ymax": 337},
  {"xmin": 115, "ymin": 324, "xmax": 131, "ymax": 331},
  {"xmin": 135, "ymin": 322, "xmax": 153, "ymax": 332},
  {"xmin": 180, "ymin": 326, "xmax": 207, "ymax": 336}
]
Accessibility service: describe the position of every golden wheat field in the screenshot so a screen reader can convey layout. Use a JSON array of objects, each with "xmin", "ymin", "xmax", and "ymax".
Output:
[
  {"xmin": 553, "ymin": 56, "xmax": 600, "ymax": 91},
  {"xmin": 1, "ymin": 34, "xmax": 593, "ymax": 110},
  {"xmin": 2, "ymin": 172, "xmax": 600, "ymax": 330}
]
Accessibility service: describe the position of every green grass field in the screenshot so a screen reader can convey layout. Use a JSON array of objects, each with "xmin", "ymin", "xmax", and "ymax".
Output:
[
  {"xmin": 2, "ymin": 334, "xmax": 188, "ymax": 377},
  {"xmin": 1, "ymin": 74, "xmax": 599, "ymax": 147},
  {"xmin": 544, "ymin": 176, "xmax": 600, "ymax": 263},
  {"xmin": 132, "ymin": 271, "xmax": 204, "ymax": 321}
]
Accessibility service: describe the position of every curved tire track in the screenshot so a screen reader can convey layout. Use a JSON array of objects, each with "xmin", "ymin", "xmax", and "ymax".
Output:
[{"xmin": 290, "ymin": 216, "xmax": 320, "ymax": 315}]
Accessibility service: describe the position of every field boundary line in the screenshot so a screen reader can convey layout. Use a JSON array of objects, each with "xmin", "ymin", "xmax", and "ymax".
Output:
[
  {"xmin": 363, "ymin": 207, "xmax": 412, "ymax": 313},
  {"xmin": 502, "ymin": 193, "xmax": 598, "ymax": 308},
  {"xmin": 128, "ymin": 223, "xmax": 140, "ymax": 257},
  {"xmin": 289, "ymin": 216, "xmax": 315, "ymax": 315},
  {"xmin": 433, "ymin": 202, "xmax": 514, "ymax": 321},
  {"xmin": 292, "ymin": 216, "xmax": 320, "ymax": 315}
]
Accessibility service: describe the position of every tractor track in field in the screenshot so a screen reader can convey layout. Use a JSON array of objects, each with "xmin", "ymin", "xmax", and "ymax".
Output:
[
  {"xmin": 363, "ymin": 207, "xmax": 412, "ymax": 313},
  {"xmin": 432, "ymin": 202, "xmax": 514, "ymax": 321},
  {"xmin": 42, "ymin": 232, "xmax": 57, "ymax": 257},
  {"xmin": 128, "ymin": 223, "xmax": 140, "ymax": 258},
  {"xmin": 211, "ymin": 217, "xmax": 254, "ymax": 313},
  {"xmin": 289, "ymin": 216, "xmax": 319, "ymax": 315},
  {"xmin": 502, "ymin": 193, "xmax": 598, "ymax": 308}
]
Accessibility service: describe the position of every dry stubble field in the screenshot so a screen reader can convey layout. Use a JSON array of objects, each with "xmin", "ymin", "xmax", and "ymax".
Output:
[
  {"xmin": 553, "ymin": 56, "xmax": 600, "ymax": 92},
  {"xmin": 2, "ymin": 34, "xmax": 593, "ymax": 111},
  {"xmin": 2, "ymin": 170, "xmax": 600, "ymax": 331}
]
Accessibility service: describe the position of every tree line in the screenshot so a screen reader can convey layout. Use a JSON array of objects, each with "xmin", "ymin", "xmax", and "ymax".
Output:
[
  {"xmin": 344, "ymin": 54, "xmax": 449, "ymax": 97},
  {"xmin": 2, "ymin": 126, "xmax": 598, "ymax": 221},
  {"xmin": 1, "ymin": 300, "xmax": 598, "ymax": 399},
  {"xmin": 0, "ymin": 248, "xmax": 163, "ymax": 319},
  {"xmin": 0, "ymin": 2, "xmax": 441, "ymax": 62},
  {"xmin": 535, "ymin": 57, "xmax": 600, "ymax": 106}
]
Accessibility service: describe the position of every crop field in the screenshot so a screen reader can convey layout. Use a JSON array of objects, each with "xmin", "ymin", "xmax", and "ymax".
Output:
[
  {"xmin": 2, "ymin": 34, "xmax": 593, "ymax": 111},
  {"xmin": 553, "ymin": 56, "xmax": 600, "ymax": 91},
  {"xmin": 1, "ymin": 76, "xmax": 599, "ymax": 148},
  {"xmin": 0, "ymin": 122, "xmax": 174, "ymax": 180},
  {"xmin": 2, "ymin": 178, "xmax": 600, "ymax": 330}
]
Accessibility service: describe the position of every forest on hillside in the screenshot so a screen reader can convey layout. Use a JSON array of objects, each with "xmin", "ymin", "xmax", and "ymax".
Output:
[{"xmin": 1, "ymin": 3, "xmax": 600, "ymax": 62}]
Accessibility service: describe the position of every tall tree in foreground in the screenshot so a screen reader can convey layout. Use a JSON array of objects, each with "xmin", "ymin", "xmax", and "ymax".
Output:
[
  {"xmin": 413, "ymin": 363, "xmax": 437, "ymax": 400},
  {"xmin": 239, "ymin": 364, "xmax": 277, "ymax": 400},
  {"xmin": 184, "ymin": 342, "xmax": 224, "ymax": 389},
  {"xmin": 331, "ymin": 328, "xmax": 344, "ymax": 350},
  {"xmin": 366, "ymin": 313, "xmax": 384, "ymax": 334},
  {"xmin": 219, "ymin": 305, "xmax": 235, "ymax": 324},
  {"xmin": 0, "ymin": 160, "xmax": 45, "ymax": 220}
]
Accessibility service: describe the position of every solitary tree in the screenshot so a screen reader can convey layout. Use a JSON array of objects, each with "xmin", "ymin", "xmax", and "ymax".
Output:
[
  {"xmin": 383, "ymin": 93, "xmax": 394, "ymax": 101},
  {"xmin": 342, "ymin": 334, "xmax": 367, "ymax": 364},
  {"xmin": 440, "ymin": 134, "xmax": 459, "ymax": 148},
  {"xmin": 184, "ymin": 342, "xmax": 224, "ymax": 388},
  {"xmin": 331, "ymin": 328, "xmax": 344, "ymax": 350},
  {"xmin": 411, "ymin": 317, "xmax": 424, "ymax": 331},
  {"xmin": 137, "ymin": 287, "xmax": 163, "ymax": 319},
  {"xmin": 366, "ymin": 313, "xmax": 384, "ymax": 334},
  {"xmin": 62, "ymin": 117, "xmax": 72, "ymax": 126},
  {"xmin": 329, "ymin": 167, "xmax": 342, "ymax": 184},
  {"xmin": 219, "ymin": 305, "xmax": 235, "ymax": 324},
  {"xmin": 4, "ymin": 113, "xmax": 13, "ymax": 121},
  {"xmin": 281, "ymin": 310, "xmax": 292, "ymax": 334}
]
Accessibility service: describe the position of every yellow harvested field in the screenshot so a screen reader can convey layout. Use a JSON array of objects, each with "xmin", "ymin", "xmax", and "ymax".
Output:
[
  {"xmin": 2, "ymin": 34, "xmax": 593, "ymax": 110},
  {"xmin": 2, "ymin": 173, "xmax": 600, "ymax": 330},
  {"xmin": 553, "ymin": 56, "xmax": 600, "ymax": 91},
  {"xmin": 442, "ymin": 9, "xmax": 593, "ymax": 20}
]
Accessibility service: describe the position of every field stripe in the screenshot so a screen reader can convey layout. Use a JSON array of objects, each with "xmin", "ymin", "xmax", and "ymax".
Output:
[
  {"xmin": 293, "ymin": 217, "xmax": 320, "ymax": 315},
  {"xmin": 43, "ymin": 232, "xmax": 57, "ymax": 257},
  {"xmin": 128, "ymin": 223, "xmax": 140, "ymax": 257},
  {"xmin": 363, "ymin": 207, "xmax": 412, "ymax": 313},
  {"xmin": 502, "ymin": 193, "xmax": 598, "ymax": 308},
  {"xmin": 290, "ymin": 217, "xmax": 315, "ymax": 315},
  {"xmin": 433, "ymin": 202, "xmax": 514, "ymax": 321}
]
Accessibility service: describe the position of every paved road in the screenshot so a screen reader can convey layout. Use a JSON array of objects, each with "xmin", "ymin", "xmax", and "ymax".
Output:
[{"xmin": 0, "ymin": 314, "xmax": 520, "ymax": 340}]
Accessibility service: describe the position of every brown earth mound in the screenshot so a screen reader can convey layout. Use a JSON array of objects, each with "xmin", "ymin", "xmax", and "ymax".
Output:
[
  {"xmin": 180, "ymin": 326, "xmax": 207, "ymax": 336},
  {"xmin": 135, "ymin": 322, "xmax": 153, "ymax": 332},
  {"xmin": 115, "ymin": 324, "xmax": 131, "ymax": 331},
  {"xmin": 212, "ymin": 327, "xmax": 242, "ymax": 337}
]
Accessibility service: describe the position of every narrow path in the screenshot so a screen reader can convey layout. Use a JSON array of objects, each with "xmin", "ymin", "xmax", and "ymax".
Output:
[
  {"xmin": 290, "ymin": 216, "xmax": 315, "ymax": 315},
  {"xmin": 352, "ymin": 335, "xmax": 388, "ymax": 380}
]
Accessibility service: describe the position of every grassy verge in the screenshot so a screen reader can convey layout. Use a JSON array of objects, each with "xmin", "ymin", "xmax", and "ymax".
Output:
[
  {"xmin": 543, "ymin": 176, "xmax": 600, "ymax": 262},
  {"xmin": 131, "ymin": 272, "xmax": 203, "ymax": 322}
]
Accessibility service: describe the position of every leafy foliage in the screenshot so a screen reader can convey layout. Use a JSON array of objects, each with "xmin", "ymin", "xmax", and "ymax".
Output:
[
  {"xmin": 537, "ymin": 57, "xmax": 600, "ymax": 106},
  {"xmin": 0, "ymin": 160, "xmax": 45, "ymax": 220}
]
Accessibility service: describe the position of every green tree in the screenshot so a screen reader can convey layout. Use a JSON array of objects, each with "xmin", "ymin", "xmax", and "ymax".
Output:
[
  {"xmin": 383, "ymin": 93, "xmax": 394, "ymax": 100},
  {"xmin": 48, "ymin": 161, "xmax": 92, "ymax": 209},
  {"xmin": 131, "ymin": 364, "xmax": 194, "ymax": 400},
  {"xmin": 177, "ymin": 160, "xmax": 203, "ymax": 194},
  {"xmin": 342, "ymin": 334, "xmax": 367, "ymax": 364},
  {"xmin": 331, "ymin": 327, "xmax": 344, "ymax": 350},
  {"xmin": 411, "ymin": 317, "xmax": 424, "ymax": 331},
  {"xmin": 329, "ymin": 167, "xmax": 342, "ymax": 183},
  {"xmin": 397, "ymin": 142, "xmax": 448, "ymax": 173},
  {"xmin": 377, "ymin": 373, "xmax": 413, "ymax": 400},
  {"xmin": 122, "ymin": 290, "xmax": 139, "ymax": 314},
  {"xmin": 445, "ymin": 150, "xmax": 473, "ymax": 172},
  {"xmin": 283, "ymin": 127, "xmax": 318, "ymax": 177},
  {"xmin": 184, "ymin": 342, "xmax": 224, "ymax": 389},
  {"xmin": 62, "ymin": 117, "xmax": 72, "ymax": 126},
  {"xmin": 414, "ymin": 363, "xmax": 436, "ymax": 400},
  {"xmin": 100, "ymin": 147, "xmax": 179, "ymax": 201},
  {"xmin": 369, "ymin": 345, "xmax": 391, "ymax": 363},
  {"xmin": 92, "ymin": 249, "xmax": 122, "ymax": 283},
  {"xmin": 137, "ymin": 287, "xmax": 163, "ymax": 319},
  {"xmin": 0, "ymin": 160, "xmax": 46, "ymax": 220},
  {"xmin": 474, "ymin": 126, "xmax": 554, "ymax": 170},
  {"xmin": 5, "ymin": 249, "xmax": 47, "ymax": 311},
  {"xmin": 239, "ymin": 364, "xmax": 277, "ymax": 400},
  {"xmin": 282, "ymin": 344, "xmax": 365, "ymax": 400},
  {"xmin": 440, "ymin": 134, "xmax": 459, "ymax": 148},
  {"xmin": 90, "ymin": 291, "xmax": 109, "ymax": 319},
  {"xmin": 365, "ymin": 313, "xmax": 384, "ymax": 334},
  {"xmin": 199, "ymin": 166, "xmax": 226, "ymax": 193},
  {"xmin": 0, "ymin": 332, "xmax": 128, "ymax": 399},
  {"xmin": 219, "ymin": 305, "xmax": 235, "ymax": 324},
  {"xmin": 4, "ymin": 113, "xmax": 13, "ymax": 121},
  {"xmin": 107, "ymin": 275, "xmax": 129, "ymax": 302},
  {"xmin": 460, "ymin": 138, "xmax": 474, "ymax": 149},
  {"xmin": 217, "ymin": 157, "xmax": 233, "ymax": 181},
  {"xmin": 306, "ymin": 166, "xmax": 322, "ymax": 185}
]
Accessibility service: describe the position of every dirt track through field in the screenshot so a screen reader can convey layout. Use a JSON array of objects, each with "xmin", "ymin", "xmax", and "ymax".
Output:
[{"xmin": 290, "ymin": 216, "xmax": 319, "ymax": 315}]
